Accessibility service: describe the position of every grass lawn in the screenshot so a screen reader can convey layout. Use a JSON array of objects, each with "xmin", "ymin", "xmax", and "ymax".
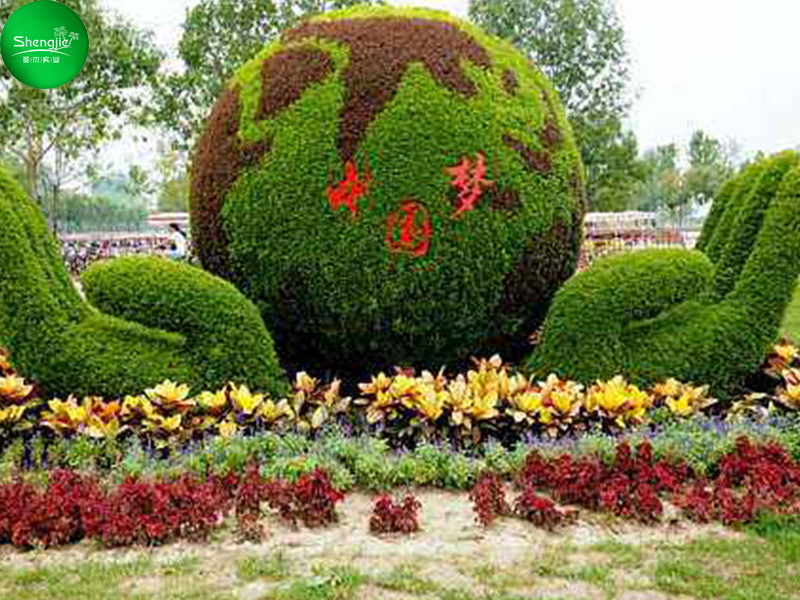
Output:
[
  {"xmin": 781, "ymin": 285, "xmax": 800, "ymax": 341},
  {"xmin": 1, "ymin": 528, "xmax": 799, "ymax": 600}
]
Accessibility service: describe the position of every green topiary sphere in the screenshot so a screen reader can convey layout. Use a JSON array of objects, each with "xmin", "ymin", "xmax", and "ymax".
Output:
[{"xmin": 190, "ymin": 6, "xmax": 585, "ymax": 373}]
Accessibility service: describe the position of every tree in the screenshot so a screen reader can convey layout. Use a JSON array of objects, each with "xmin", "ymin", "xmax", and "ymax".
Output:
[
  {"xmin": 683, "ymin": 130, "xmax": 735, "ymax": 206},
  {"xmin": 635, "ymin": 144, "xmax": 683, "ymax": 214},
  {"xmin": 157, "ymin": 0, "xmax": 381, "ymax": 146},
  {"xmin": 155, "ymin": 144, "xmax": 190, "ymax": 212},
  {"xmin": 54, "ymin": 191, "xmax": 148, "ymax": 233},
  {"xmin": 469, "ymin": 0, "xmax": 632, "ymax": 208},
  {"xmin": 632, "ymin": 131, "xmax": 737, "ymax": 225},
  {"xmin": 591, "ymin": 129, "xmax": 647, "ymax": 212},
  {"xmin": 0, "ymin": 0, "xmax": 162, "ymax": 213},
  {"xmin": 124, "ymin": 165, "xmax": 154, "ymax": 201}
]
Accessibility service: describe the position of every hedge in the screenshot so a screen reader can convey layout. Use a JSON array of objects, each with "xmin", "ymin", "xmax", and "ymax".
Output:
[
  {"xmin": 529, "ymin": 153, "xmax": 800, "ymax": 395},
  {"xmin": 0, "ymin": 165, "xmax": 286, "ymax": 398},
  {"xmin": 189, "ymin": 6, "xmax": 585, "ymax": 374},
  {"xmin": 700, "ymin": 160, "xmax": 766, "ymax": 262}
]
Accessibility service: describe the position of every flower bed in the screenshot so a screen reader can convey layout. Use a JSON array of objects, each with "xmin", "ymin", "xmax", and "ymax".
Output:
[
  {"xmin": 0, "ymin": 467, "xmax": 343, "ymax": 549},
  {"xmin": 2, "ymin": 340, "xmax": 800, "ymax": 453},
  {"xmin": 2, "ymin": 435, "xmax": 799, "ymax": 551}
]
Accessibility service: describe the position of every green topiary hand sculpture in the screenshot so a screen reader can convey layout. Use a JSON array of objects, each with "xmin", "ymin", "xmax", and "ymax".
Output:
[
  {"xmin": 0, "ymin": 165, "xmax": 286, "ymax": 398},
  {"xmin": 529, "ymin": 151, "xmax": 800, "ymax": 394}
]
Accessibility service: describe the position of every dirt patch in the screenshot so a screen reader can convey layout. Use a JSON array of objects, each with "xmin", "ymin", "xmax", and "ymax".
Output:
[{"xmin": 0, "ymin": 489, "xmax": 741, "ymax": 598}]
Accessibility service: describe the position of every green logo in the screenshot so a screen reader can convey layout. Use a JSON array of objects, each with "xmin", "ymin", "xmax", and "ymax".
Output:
[{"xmin": 1, "ymin": 1, "xmax": 89, "ymax": 89}]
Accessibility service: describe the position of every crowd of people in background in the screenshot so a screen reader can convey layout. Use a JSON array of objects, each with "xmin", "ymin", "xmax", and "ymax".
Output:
[{"xmin": 61, "ymin": 223, "xmax": 190, "ymax": 276}]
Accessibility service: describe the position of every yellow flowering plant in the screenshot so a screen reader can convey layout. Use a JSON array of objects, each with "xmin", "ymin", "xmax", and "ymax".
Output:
[
  {"xmin": 357, "ymin": 372, "xmax": 397, "ymax": 424},
  {"xmin": 585, "ymin": 376, "xmax": 652, "ymax": 429},
  {"xmin": 41, "ymin": 396, "xmax": 89, "ymax": 436},
  {"xmin": 288, "ymin": 372, "xmax": 351, "ymax": 433},
  {"xmin": 0, "ymin": 349, "xmax": 14, "ymax": 376},
  {"xmin": 652, "ymin": 378, "xmax": 717, "ymax": 417},
  {"xmin": 0, "ymin": 375, "xmax": 34, "ymax": 402},
  {"xmin": 764, "ymin": 339, "xmax": 800, "ymax": 378},
  {"xmin": 144, "ymin": 381, "xmax": 195, "ymax": 413},
  {"xmin": 775, "ymin": 368, "xmax": 800, "ymax": 410},
  {"xmin": 532, "ymin": 374, "xmax": 585, "ymax": 437},
  {"xmin": 0, "ymin": 372, "xmax": 38, "ymax": 434},
  {"xmin": 726, "ymin": 393, "xmax": 777, "ymax": 422}
]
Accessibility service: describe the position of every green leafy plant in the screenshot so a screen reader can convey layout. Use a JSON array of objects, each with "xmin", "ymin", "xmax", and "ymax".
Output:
[
  {"xmin": 0, "ymin": 165, "xmax": 287, "ymax": 399},
  {"xmin": 531, "ymin": 152, "xmax": 800, "ymax": 395}
]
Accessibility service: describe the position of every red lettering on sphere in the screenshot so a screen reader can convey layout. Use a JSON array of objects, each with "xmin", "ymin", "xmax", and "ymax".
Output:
[
  {"xmin": 386, "ymin": 201, "xmax": 432, "ymax": 257},
  {"xmin": 327, "ymin": 160, "xmax": 370, "ymax": 216}
]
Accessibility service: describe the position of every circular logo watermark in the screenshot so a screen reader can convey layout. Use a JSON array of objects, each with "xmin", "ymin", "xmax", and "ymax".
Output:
[{"xmin": 1, "ymin": 1, "xmax": 89, "ymax": 89}]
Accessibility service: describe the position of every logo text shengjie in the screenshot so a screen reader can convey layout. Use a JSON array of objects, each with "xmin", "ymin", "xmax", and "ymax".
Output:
[{"xmin": 11, "ymin": 26, "xmax": 80, "ymax": 57}]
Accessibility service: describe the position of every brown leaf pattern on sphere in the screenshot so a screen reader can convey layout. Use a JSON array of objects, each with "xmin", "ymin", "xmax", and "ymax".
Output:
[
  {"xmin": 502, "ymin": 68, "xmax": 519, "ymax": 96},
  {"xmin": 191, "ymin": 88, "xmax": 270, "ymax": 277},
  {"xmin": 284, "ymin": 17, "xmax": 492, "ymax": 163},
  {"xmin": 257, "ymin": 47, "xmax": 334, "ymax": 121},
  {"xmin": 487, "ymin": 187, "xmax": 521, "ymax": 212},
  {"xmin": 503, "ymin": 133, "xmax": 553, "ymax": 174}
]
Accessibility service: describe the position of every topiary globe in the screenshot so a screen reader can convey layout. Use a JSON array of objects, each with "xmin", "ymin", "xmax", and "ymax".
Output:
[{"xmin": 190, "ymin": 6, "xmax": 585, "ymax": 374}]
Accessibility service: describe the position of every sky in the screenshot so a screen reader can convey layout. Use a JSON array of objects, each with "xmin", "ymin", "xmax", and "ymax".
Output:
[{"xmin": 99, "ymin": 0, "xmax": 800, "ymax": 168}]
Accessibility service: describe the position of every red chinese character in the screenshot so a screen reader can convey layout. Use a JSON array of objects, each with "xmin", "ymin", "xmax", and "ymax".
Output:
[
  {"xmin": 386, "ymin": 201, "xmax": 432, "ymax": 258},
  {"xmin": 327, "ymin": 160, "xmax": 370, "ymax": 217},
  {"xmin": 445, "ymin": 152, "xmax": 493, "ymax": 217}
]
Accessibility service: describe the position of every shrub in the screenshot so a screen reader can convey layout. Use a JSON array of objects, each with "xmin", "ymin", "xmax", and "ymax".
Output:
[
  {"xmin": 262, "ymin": 468, "xmax": 345, "ymax": 528},
  {"xmin": 82, "ymin": 256, "xmax": 287, "ymax": 397},
  {"xmin": 369, "ymin": 493, "xmax": 422, "ymax": 534},
  {"xmin": 530, "ymin": 153, "xmax": 800, "ymax": 395},
  {"xmin": 83, "ymin": 475, "xmax": 225, "ymax": 547},
  {"xmin": 512, "ymin": 488, "xmax": 570, "ymax": 530},
  {"xmin": 0, "ymin": 165, "xmax": 287, "ymax": 399},
  {"xmin": 189, "ymin": 6, "xmax": 585, "ymax": 373},
  {"xmin": 469, "ymin": 472, "xmax": 509, "ymax": 526},
  {"xmin": 0, "ymin": 470, "xmax": 98, "ymax": 548}
]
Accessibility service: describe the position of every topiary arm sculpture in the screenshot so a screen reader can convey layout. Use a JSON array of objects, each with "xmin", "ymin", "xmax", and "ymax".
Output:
[
  {"xmin": 529, "ymin": 152, "xmax": 800, "ymax": 395},
  {"xmin": 0, "ymin": 166, "xmax": 287, "ymax": 398}
]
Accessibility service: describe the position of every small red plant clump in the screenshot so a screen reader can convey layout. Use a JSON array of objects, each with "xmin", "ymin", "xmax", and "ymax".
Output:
[
  {"xmin": 469, "ymin": 473, "xmax": 509, "ymax": 526},
  {"xmin": 83, "ymin": 475, "xmax": 225, "ymax": 547},
  {"xmin": 0, "ymin": 467, "xmax": 345, "ymax": 549},
  {"xmin": 232, "ymin": 465, "xmax": 268, "ymax": 541},
  {"xmin": 261, "ymin": 468, "xmax": 345, "ymax": 529},
  {"xmin": 369, "ymin": 494, "xmax": 422, "ymax": 534},
  {"xmin": 513, "ymin": 487, "xmax": 572, "ymax": 531},
  {"xmin": 0, "ymin": 470, "xmax": 99, "ymax": 548},
  {"xmin": 512, "ymin": 441, "xmax": 689, "ymax": 525},
  {"xmin": 290, "ymin": 468, "xmax": 346, "ymax": 527},
  {"xmin": 547, "ymin": 454, "xmax": 607, "ymax": 509},
  {"xmin": 672, "ymin": 438, "xmax": 800, "ymax": 525}
]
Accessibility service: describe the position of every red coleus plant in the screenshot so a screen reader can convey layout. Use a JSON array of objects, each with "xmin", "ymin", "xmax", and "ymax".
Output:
[
  {"xmin": 83, "ymin": 475, "xmax": 225, "ymax": 547},
  {"xmin": 513, "ymin": 487, "xmax": 573, "ymax": 531},
  {"xmin": 469, "ymin": 472, "xmax": 509, "ymax": 527},
  {"xmin": 369, "ymin": 493, "xmax": 422, "ymax": 534},
  {"xmin": 262, "ymin": 468, "xmax": 345, "ymax": 529},
  {"xmin": 0, "ymin": 467, "xmax": 346, "ymax": 549},
  {"xmin": 0, "ymin": 470, "xmax": 99, "ymax": 548}
]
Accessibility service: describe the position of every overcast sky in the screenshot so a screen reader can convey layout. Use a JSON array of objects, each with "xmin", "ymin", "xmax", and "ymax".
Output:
[{"xmin": 100, "ymin": 0, "xmax": 800, "ymax": 166}]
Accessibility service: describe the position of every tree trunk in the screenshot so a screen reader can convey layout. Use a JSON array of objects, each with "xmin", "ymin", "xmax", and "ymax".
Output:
[{"xmin": 25, "ymin": 129, "xmax": 42, "ymax": 206}]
